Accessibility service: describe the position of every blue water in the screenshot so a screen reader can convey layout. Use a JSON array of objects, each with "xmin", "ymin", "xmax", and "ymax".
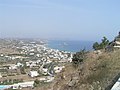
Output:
[
  {"xmin": 47, "ymin": 40, "xmax": 94, "ymax": 52},
  {"xmin": 0, "ymin": 85, "xmax": 10, "ymax": 90}
]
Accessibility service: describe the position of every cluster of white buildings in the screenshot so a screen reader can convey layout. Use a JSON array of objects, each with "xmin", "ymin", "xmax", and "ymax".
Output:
[
  {"xmin": 19, "ymin": 42, "xmax": 73, "ymax": 62},
  {"xmin": 8, "ymin": 63, "xmax": 24, "ymax": 70},
  {"xmin": 0, "ymin": 40, "xmax": 73, "ymax": 63},
  {"xmin": 0, "ymin": 39, "xmax": 73, "ymax": 89},
  {"xmin": 54, "ymin": 66, "xmax": 65, "ymax": 73}
]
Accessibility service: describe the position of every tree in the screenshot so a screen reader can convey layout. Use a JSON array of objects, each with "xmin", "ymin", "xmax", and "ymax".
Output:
[
  {"xmin": 93, "ymin": 42, "xmax": 100, "ymax": 50},
  {"xmin": 93, "ymin": 37, "xmax": 109, "ymax": 50},
  {"xmin": 100, "ymin": 37, "xmax": 109, "ymax": 48},
  {"xmin": 72, "ymin": 49, "xmax": 86, "ymax": 65}
]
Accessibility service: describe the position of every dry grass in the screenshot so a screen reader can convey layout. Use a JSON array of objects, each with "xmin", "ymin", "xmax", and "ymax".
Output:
[{"xmin": 50, "ymin": 50, "xmax": 120, "ymax": 90}]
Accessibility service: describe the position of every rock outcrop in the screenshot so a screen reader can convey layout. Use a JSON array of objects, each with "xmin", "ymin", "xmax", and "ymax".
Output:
[{"xmin": 107, "ymin": 32, "xmax": 120, "ymax": 51}]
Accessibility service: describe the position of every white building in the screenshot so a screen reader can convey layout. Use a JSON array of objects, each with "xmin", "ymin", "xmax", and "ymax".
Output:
[
  {"xmin": 45, "ymin": 76, "xmax": 54, "ymax": 82},
  {"xmin": 28, "ymin": 71, "xmax": 39, "ymax": 77},
  {"xmin": 9, "ymin": 64, "xmax": 17, "ymax": 70},
  {"xmin": 54, "ymin": 66, "xmax": 65, "ymax": 73},
  {"xmin": 12, "ymin": 81, "xmax": 34, "ymax": 89},
  {"xmin": 26, "ymin": 62, "xmax": 30, "ymax": 67},
  {"xmin": 0, "ymin": 73, "xmax": 2, "ymax": 78},
  {"xmin": 16, "ymin": 62, "xmax": 24, "ymax": 67},
  {"xmin": 42, "ymin": 68, "xmax": 48, "ymax": 75}
]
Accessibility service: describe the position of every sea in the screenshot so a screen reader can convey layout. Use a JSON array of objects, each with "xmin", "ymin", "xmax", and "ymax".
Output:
[{"xmin": 46, "ymin": 40, "xmax": 94, "ymax": 52}]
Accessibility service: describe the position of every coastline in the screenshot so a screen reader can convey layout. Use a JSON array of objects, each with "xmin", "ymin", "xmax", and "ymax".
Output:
[{"xmin": 46, "ymin": 40, "xmax": 93, "ymax": 52}]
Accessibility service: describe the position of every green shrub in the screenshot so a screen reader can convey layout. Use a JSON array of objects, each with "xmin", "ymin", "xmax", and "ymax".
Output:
[
  {"xmin": 34, "ymin": 79, "xmax": 40, "ymax": 87},
  {"xmin": 72, "ymin": 49, "xmax": 86, "ymax": 66},
  {"xmin": 93, "ymin": 37, "xmax": 109, "ymax": 50},
  {"xmin": 20, "ymin": 67, "xmax": 26, "ymax": 74}
]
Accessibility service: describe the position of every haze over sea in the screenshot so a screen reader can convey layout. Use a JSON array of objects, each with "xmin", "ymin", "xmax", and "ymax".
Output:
[
  {"xmin": 47, "ymin": 40, "xmax": 94, "ymax": 52},
  {"xmin": 1, "ymin": 0, "xmax": 119, "ymax": 52}
]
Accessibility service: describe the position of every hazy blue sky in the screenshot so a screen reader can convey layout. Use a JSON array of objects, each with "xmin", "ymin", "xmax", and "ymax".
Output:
[{"xmin": 0, "ymin": 0, "xmax": 120, "ymax": 41}]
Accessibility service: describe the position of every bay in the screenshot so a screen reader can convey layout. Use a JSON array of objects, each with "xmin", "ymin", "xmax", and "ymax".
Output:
[{"xmin": 47, "ymin": 40, "xmax": 94, "ymax": 52}]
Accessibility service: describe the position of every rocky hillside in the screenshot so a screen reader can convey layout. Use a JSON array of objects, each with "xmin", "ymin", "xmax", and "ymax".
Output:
[{"xmin": 50, "ymin": 50, "xmax": 120, "ymax": 90}]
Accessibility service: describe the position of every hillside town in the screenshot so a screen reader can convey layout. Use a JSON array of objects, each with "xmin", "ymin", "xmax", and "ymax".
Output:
[{"xmin": 0, "ymin": 39, "xmax": 73, "ymax": 90}]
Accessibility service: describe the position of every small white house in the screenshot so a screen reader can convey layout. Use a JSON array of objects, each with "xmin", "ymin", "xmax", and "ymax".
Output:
[
  {"xmin": 28, "ymin": 71, "xmax": 39, "ymax": 77},
  {"xmin": 115, "ymin": 41, "xmax": 120, "ymax": 45},
  {"xmin": 39, "ymin": 77, "xmax": 46, "ymax": 81},
  {"xmin": 54, "ymin": 66, "xmax": 65, "ymax": 73},
  {"xmin": 68, "ymin": 58, "xmax": 72, "ymax": 62},
  {"xmin": 9, "ymin": 64, "xmax": 17, "ymax": 70},
  {"xmin": 45, "ymin": 76, "xmax": 54, "ymax": 82},
  {"xmin": 114, "ymin": 46, "xmax": 120, "ymax": 48},
  {"xmin": 0, "ymin": 54, "xmax": 4, "ymax": 57},
  {"xmin": 16, "ymin": 62, "xmax": 24, "ymax": 67},
  {"xmin": 42, "ymin": 68, "xmax": 48, "ymax": 75},
  {"xmin": 0, "ymin": 73, "xmax": 2, "ymax": 78},
  {"xmin": 30, "ymin": 63, "xmax": 37, "ymax": 68},
  {"xmin": 26, "ymin": 62, "xmax": 30, "ymax": 67},
  {"xmin": 46, "ymin": 60, "xmax": 52, "ymax": 64}
]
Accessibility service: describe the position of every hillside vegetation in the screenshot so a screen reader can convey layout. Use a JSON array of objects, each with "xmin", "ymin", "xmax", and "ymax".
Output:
[{"xmin": 50, "ymin": 50, "xmax": 120, "ymax": 90}]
